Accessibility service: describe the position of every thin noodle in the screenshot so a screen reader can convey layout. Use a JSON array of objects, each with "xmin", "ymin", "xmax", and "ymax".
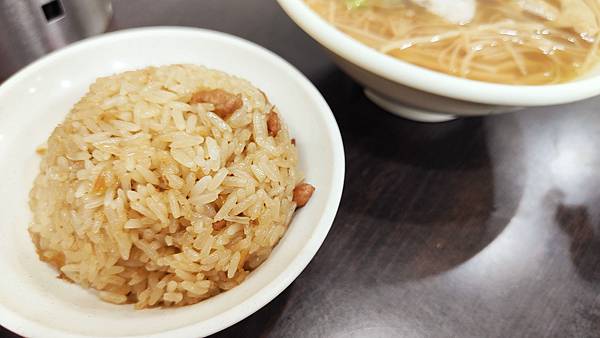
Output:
[
  {"xmin": 503, "ymin": 40, "xmax": 528, "ymax": 75},
  {"xmin": 306, "ymin": 0, "xmax": 600, "ymax": 84}
]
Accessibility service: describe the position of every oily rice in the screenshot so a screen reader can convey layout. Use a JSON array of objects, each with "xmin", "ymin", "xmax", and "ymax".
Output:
[{"xmin": 28, "ymin": 64, "xmax": 313, "ymax": 308}]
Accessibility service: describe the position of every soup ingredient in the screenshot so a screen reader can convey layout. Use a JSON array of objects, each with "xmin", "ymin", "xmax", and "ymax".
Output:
[
  {"xmin": 308, "ymin": 0, "xmax": 600, "ymax": 84},
  {"xmin": 347, "ymin": 0, "xmax": 477, "ymax": 24},
  {"xmin": 516, "ymin": 0, "xmax": 559, "ymax": 21},
  {"xmin": 410, "ymin": 0, "xmax": 476, "ymax": 24},
  {"xmin": 516, "ymin": 0, "xmax": 599, "ymax": 39},
  {"xmin": 29, "ymin": 65, "xmax": 314, "ymax": 308},
  {"xmin": 555, "ymin": 0, "xmax": 599, "ymax": 40}
]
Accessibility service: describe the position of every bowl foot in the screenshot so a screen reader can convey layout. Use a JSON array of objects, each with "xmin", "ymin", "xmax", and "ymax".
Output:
[{"xmin": 364, "ymin": 89, "xmax": 457, "ymax": 123}]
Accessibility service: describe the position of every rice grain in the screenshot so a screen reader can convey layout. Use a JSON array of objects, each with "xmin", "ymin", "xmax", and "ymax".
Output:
[{"xmin": 28, "ymin": 65, "xmax": 313, "ymax": 308}]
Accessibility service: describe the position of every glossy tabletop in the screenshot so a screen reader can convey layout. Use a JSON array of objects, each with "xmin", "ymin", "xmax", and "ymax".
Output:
[{"xmin": 2, "ymin": 1, "xmax": 600, "ymax": 337}]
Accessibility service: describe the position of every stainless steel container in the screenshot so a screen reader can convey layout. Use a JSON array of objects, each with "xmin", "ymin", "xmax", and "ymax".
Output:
[{"xmin": 0, "ymin": 0, "xmax": 112, "ymax": 80}]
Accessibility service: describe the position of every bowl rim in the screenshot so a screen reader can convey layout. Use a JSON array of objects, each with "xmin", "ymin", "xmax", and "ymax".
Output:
[
  {"xmin": 277, "ymin": 0, "xmax": 600, "ymax": 106},
  {"xmin": 0, "ymin": 26, "xmax": 345, "ymax": 338}
]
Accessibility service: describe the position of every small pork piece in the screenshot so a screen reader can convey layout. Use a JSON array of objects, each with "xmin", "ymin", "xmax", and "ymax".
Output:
[
  {"xmin": 212, "ymin": 220, "xmax": 227, "ymax": 231},
  {"xmin": 267, "ymin": 110, "xmax": 281, "ymax": 137},
  {"xmin": 190, "ymin": 89, "xmax": 242, "ymax": 118},
  {"xmin": 293, "ymin": 183, "xmax": 315, "ymax": 207}
]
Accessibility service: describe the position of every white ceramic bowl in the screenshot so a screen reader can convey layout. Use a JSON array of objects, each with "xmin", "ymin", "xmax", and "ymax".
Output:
[
  {"xmin": 0, "ymin": 27, "xmax": 344, "ymax": 337},
  {"xmin": 277, "ymin": 0, "xmax": 600, "ymax": 122}
]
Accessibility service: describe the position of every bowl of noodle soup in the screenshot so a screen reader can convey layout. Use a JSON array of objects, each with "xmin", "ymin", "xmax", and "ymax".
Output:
[{"xmin": 278, "ymin": 0, "xmax": 600, "ymax": 122}]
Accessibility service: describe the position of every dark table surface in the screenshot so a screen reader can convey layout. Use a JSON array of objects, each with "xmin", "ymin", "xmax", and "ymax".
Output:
[{"xmin": 3, "ymin": 0, "xmax": 600, "ymax": 337}]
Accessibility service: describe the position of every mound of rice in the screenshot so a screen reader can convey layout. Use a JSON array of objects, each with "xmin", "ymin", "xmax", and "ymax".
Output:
[{"xmin": 29, "ymin": 64, "xmax": 313, "ymax": 308}]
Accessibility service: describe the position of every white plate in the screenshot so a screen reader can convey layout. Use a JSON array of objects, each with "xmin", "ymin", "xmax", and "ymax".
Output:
[{"xmin": 0, "ymin": 27, "xmax": 344, "ymax": 338}]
